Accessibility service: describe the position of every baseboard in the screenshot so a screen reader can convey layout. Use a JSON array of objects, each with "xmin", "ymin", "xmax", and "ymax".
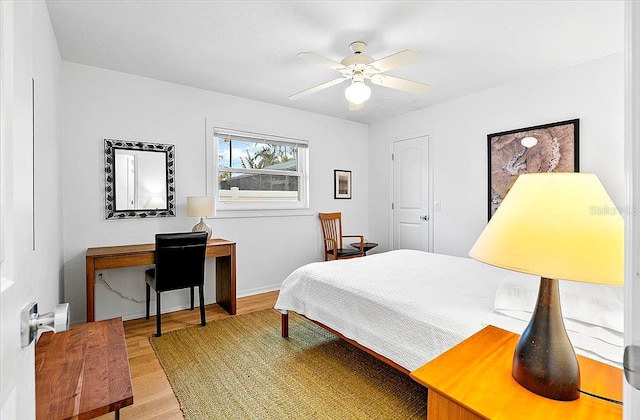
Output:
[{"xmin": 237, "ymin": 284, "xmax": 281, "ymax": 298}]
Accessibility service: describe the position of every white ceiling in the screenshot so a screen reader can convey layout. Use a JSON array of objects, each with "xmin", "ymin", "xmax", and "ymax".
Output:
[{"xmin": 45, "ymin": 1, "xmax": 624, "ymax": 124}]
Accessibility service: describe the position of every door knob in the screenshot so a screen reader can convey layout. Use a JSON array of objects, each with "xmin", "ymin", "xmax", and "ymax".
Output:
[
  {"xmin": 21, "ymin": 302, "xmax": 70, "ymax": 347},
  {"xmin": 420, "ymin": 215, "xmax": 429, "ymax": 221},
  {"xmin": 625, "ymin": 345, "xmax": 640, "ymax": 390}
]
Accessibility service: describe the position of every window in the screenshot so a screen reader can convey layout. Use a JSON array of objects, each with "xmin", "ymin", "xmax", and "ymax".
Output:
[{"xmin": 208, "ymin": 126, "xmax": 309, "ymax": 214}]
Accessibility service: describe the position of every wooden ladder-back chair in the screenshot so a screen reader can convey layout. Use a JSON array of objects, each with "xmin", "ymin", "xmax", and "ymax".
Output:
[{"xmin": 318, "ymin": 212, "xmax": 365, "ymax": 261}]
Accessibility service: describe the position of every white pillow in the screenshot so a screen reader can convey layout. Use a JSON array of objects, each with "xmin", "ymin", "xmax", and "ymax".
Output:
[
  {"xmin": 494, "ymin": 308, "xmax": 622, "ymax": 346},
  {"xmin": 493, "ymin": 273, "xmax": 624, "ymax": 334}
]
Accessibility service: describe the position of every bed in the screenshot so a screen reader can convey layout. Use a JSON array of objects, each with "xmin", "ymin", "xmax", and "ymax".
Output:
[{"xmin": 274, "ymin": 249, "xmax": 624, "ymax": 374}]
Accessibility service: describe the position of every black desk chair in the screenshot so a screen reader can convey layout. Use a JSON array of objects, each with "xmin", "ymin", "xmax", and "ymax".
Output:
[{"xmin": 145, "ymin": 231, "xmax": 208, "ymax": 337}]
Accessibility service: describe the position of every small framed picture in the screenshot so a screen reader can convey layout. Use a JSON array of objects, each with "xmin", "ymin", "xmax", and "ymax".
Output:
[{"xmin": 334, "ymin": 169, "xmax": 352, "ymax": 199}]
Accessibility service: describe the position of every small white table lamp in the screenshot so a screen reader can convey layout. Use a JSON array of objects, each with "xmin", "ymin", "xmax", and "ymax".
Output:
[{"xmin": 187, "ymin": 196, "xmax": 214, "ymax": 239}]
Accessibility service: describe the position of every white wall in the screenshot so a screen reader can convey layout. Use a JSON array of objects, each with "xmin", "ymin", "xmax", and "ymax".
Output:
[
  {"xmin": 369, "ymin": 53, "xmax": 624, "ymax": 257},
  {"xmin": 32, "ymin": 0, "xmax": 64, "ymax": 312},
  {"xmin": 61, "ymin": 63, "xmax": 369, "ymax": 324}
]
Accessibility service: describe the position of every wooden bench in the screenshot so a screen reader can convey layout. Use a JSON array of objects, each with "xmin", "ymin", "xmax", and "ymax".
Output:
[{"xmin": 35, "ymin": 318, "xmax": 133, "ymax": 419}]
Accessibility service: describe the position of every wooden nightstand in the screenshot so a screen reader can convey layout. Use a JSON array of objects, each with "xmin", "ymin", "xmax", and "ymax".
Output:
[{"xmin": 410, "ymin": 325, "xmax": 622, "ymax": 420}]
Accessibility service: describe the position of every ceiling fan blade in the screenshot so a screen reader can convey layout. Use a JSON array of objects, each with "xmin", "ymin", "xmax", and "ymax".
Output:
[
  {"xmin": 289, "ymin": 77, "xmax": 347, "ymax": 100},
  {"xmin": 369, "ymin": 50, "xmax": 421, "ymax": 73},
  {"xmin": 349, "ymin": 102, "xmax": 365, "ymax": 112},
  {"xmin": 370, "ymin": 74, "xmax": 430, "ymax": 94},
  {"xmin": 297, "ymin": 52, "xmax": 346, "ymax": 71}
]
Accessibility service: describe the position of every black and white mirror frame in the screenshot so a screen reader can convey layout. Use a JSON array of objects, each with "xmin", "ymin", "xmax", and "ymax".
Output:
[{"xmin": 104, "ymin": 139, "xmax": 176, "ymax": 219}]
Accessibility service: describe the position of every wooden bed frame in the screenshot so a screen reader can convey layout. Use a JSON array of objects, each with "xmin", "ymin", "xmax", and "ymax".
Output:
[{"xmin": 280, "ymin": 311, "xmax": 410, "ymax": 375}]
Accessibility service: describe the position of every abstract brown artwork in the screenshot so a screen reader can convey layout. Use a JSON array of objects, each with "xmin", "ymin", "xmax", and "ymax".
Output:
[{"xmin": 487, "ymin": 119, "xmax": 579, "ymax": 219}]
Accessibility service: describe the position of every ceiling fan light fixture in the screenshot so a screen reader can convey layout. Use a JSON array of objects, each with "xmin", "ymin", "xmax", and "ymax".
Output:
[
  {"xmin": 291, "ymin": 41, "xmax": 428, "ymax": 106},
  {"xmin": 345, "ymin": 81, "xmax": 371, "ymax": 104}
]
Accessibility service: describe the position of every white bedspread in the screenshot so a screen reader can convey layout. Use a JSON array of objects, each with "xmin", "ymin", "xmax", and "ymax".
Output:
[{"xmin": 274, "ymin": 249, "xmax": 519, "ymax": 371}]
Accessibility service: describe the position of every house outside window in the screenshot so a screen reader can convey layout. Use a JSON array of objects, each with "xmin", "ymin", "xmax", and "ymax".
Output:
[{"xmin": 208, "ymin": 125, "xmax": 309, "ymax": 214}]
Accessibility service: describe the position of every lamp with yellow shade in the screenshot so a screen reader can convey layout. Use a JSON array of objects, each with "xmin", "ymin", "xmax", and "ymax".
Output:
[
  {"xmin": 187, "ymin": 196, "xmax": 214, "ymax": 240},
  {"xmin": 469, "ymin": 172, "xmax": 623, "ymax": 401}
]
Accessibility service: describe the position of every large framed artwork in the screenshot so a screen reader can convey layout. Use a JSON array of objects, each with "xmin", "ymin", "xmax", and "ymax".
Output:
[
  {"xmin": 487, "ymin": 119, "xmax": 579, "ymax": 220},
  {"xmin": 334, "ymin": 169, "xmax": 352, "ymax": 199}
]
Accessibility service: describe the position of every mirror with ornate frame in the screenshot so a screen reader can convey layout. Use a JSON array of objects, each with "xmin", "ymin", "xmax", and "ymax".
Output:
[{"xmin": 104, "ymin": 139, "xmax": 176, "ymax": 219}]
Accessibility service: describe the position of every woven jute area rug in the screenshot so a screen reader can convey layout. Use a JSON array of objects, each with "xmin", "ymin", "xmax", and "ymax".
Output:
[{"xmin": 150, "ymin": 309, "xmax": 426, "ymax": 419}]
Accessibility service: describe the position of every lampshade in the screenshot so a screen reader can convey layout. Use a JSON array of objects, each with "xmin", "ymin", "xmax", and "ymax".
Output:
[
  {"xmin": 469, "ymin": 172, "xmax": 623, "ymax": 401},
  {"xmin": 344, "ymin": 81, "xmax": 371, "ymax": 105},
  {"xmin": 469, "ymin": 172, "xmax": 623, "ymax": 285},
  {"xmin": 187, "ymin": 196, "xmax": 214, "ymax": 217}
]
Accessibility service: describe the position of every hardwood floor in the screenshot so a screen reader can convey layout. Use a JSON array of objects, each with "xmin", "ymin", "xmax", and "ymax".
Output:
[{"xmin": 96, "ymin": 291, "xmax": 279, "ymax": 420}]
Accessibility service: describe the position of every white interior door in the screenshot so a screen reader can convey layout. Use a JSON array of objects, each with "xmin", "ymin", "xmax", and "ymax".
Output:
[
  {"xmin": 392, "ymin": 136, "xmax": 430, "ymax": 251},
  {"xmin": 624, "ymin": 1, "xmax": 640, "ymax": 417},
  {"xmin": 1, "ymin": 2, "xmax": 37, "ymax": 418}
]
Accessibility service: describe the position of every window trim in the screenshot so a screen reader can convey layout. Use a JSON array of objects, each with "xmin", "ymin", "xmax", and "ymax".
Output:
[{"xmin": 206, "ymin": 121, "xmax": 310, "ymax": 217}]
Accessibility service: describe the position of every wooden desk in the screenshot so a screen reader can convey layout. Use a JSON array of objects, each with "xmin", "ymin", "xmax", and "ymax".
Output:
[
  {"xmin": 410, "ymin": 325, "xmax": 622, "ymax": 420},
  {"xmin": 86, "ymin": 238, "xmax": 236, "ymax": 322},
  {"xmin": 35, "ymin": 318, "xmax": 133, "ymax": 419}
]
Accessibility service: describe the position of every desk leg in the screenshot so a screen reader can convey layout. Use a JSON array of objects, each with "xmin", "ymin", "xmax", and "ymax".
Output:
[
  {"xmin": 215, "ymin": 245, "xmax": 236, "ymax": 315},
  {"xmin": 86, "ymin": 257, "xmax": 96, "ymax": 322}
]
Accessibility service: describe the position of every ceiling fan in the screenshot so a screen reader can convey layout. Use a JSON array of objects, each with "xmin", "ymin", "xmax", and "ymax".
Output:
[{"xmin": 290, "ymin": 41, "xmax": 430, "ymax": 111}]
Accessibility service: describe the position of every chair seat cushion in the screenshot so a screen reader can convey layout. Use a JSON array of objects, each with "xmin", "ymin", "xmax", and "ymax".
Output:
[{"xmin": 336, "ymin": 248, "xmax": 364, "ymax": 257}]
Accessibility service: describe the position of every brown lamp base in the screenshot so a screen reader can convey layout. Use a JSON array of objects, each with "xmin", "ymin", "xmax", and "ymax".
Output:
[{"xmin": 512, "ymin": 277, "xmax": 580, "ymax": 401}]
